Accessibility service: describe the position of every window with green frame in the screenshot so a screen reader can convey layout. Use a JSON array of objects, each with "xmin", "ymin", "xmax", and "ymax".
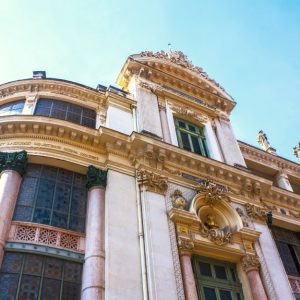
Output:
[
  {"xmin": 192, "ymin": 256, "xmax": 244, "ymax": 300},
  {"xmin": 0, "ymin": 252, "xmax": 82, "ymax": 299},
  {"xmin": 175, "ymin": 119, "xmax": 209, "ymax": 157},
  {"xmin": 13, "ymin": 164, "xmax": 87, "ymax": 233}
]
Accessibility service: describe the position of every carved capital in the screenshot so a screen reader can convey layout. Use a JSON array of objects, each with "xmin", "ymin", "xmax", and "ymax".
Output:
[
  {"xmin": 137, "ymin": 170, "xmax": 168, "ymax": 195},
  {"xmin": 245, "ymin": 203, "xmax": 268, "ymax": 222},
  {"xmin": 0, "ymin": 150, "xmax": 28, "ymax": 176},
  {"xmin": 178, "ymin": 237, "xmax": 194, "ymax": 255},
  {"xmin": 86, "ymin": 165, "xmax": 107, "ymax": 189},
  {"xmin": 170, "ymin": 104, "xmax": 208, "ymax": 124},
  {"xmin": 241, "ymin": 254, "xmax": 260, "ymax": 272}
]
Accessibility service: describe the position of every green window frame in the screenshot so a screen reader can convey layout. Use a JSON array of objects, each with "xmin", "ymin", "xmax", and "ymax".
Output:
[
  {"xmin": 0, "ymin": 252, "xmax": 82, "ymax": 299},
  {"xmin": 13, "ymin": 164, "xmax": 87, "ymax": 233},
  {"xmin": 175, "ymin": 118, "xmax": 209, "ymax": 157},
  {"xmin": 192, "ymin": 256, "xmax": 244, "ymax": 300}
]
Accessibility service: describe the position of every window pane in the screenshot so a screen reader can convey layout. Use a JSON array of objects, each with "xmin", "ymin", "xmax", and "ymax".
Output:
[
  {"xmin": 17, "ymin": 177, "xmax": 38, "ymax": 206},
  {"xmin": 69, "ymin": 215, "xmax": 85, "ymax": 232},
  {"xmin": 188, "ymin": 125, "xmax": 196, "ymax": 132},
  {"xmin": 219, "ymin": 290, "xmax": 232, "ymax": 300},
  {"xmin": 18, "ymin": 275, "xmax": 41, "ymax": 300},
  {"xmin": 53, "ymin": 184, "xmax": 71, "ymax": 212},
  {"xmin": 82, "ymin": 108, "xmax": 96, "ymax": 118},
  {"xmin": 68, "ymin": 104, "xmax": 81, "ymax": 114},
  {"xmin": 71, "ymin": 187, "xmax": 86, "ymax": 216},
  {"xmin": 23, "ymin": 255, "xmax": 43, "ymax": 275},
  {"xmin": 41, "ymin": 166, "xmax": 57, "ymax": 179},
  {"xmin": 81, "ymin": 116, "xmax": 96, "ymax": 128},
  {"xmin": 51, "ymin": 108, "xmax": 66, "ymax": 120},
  {"xmin": 178, "ymin": 121, "xmax": 186, "ymax": 128},
  {"xmin": 51, "ymin": 212, "xmax": 68, "ymax": 229},
  {"xmin": 33, "ymin": 208, "xmax": 51, "ymax": 225},
  {"xmin": 203, "ymin": 287, "xmax": 217, "ymax": 300},
  {"xmin": 230, "ymin": 268, "xmax": 236, "ymax": 281},
  {"xmin": 66, "ymin": 112, "xmax": 81, "ymax": 124},
  {"xmin": 41, "ymin": 278, "xmax": 61, "ymax": 300},
  {"xmin": 35, "ymin": 99, "xmax": 52, "ymax": 116},
  {"xmin": 13, "ymin": 205, "xmax": 33, "ymax": 222},
  {"xmin": 199, "ymin": 262, "xmax": 212, "ymax": 277},
  {"xmin": 215, "ymin": 265, "xmax": 227, "ymax": 280},
  {"xmin": 0, "ymin": 273, "xmax": 19, "ymax": 299},
  {"xmin": 191, "ymin": 136, "xmax": 202, "ymax": 155},
  {"xmin": 44, "ymin": 258, "xmax": 63, "ymax": 280},
  {"xmin": 237, "ymin": 292, "xmax": 242, "ymax": 300},
  {"xmin": 36, "ymin": 179, "xmax": 55, "ymax": 208},
  {"xmin": 180, "ymin": 132, "xmax": 191, "ymax": 151},
  {"xmin": 62, "ymin": 281, "xmax": 81, "ymax": 300},
  {"xmin": 64, "ymin": 262, "xmax": 82, "ymax": 283},
  {"xmin": 1, "ymin": 253, "xmax": 23, "ymax": 273}
]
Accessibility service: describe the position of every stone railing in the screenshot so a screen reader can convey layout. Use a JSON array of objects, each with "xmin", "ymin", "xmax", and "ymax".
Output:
[
  {"xmin": 8, "ymin": 221, "xmax": 85, "ymax": 253},
  {"xmin": 288, "ymin": 275, "xmax": 300, "ymax": 297}
]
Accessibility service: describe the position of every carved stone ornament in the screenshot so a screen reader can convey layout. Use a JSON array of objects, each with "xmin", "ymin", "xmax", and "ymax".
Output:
[
  {"xmin": 235, "ymin": 207, "xmax": 249, "ymax": 227},
  {"xmin": 137, "ymin": 170, "xmax": 168, "ymax": 195},
  {"xmin": 245, "ymin": 203, "xmax": 268, "ymax": 221},
  {"xmin": 200, "ymin": 223, "xmax": 232, "ymax": 246},
  {"xmin": 0, "ymin": 150, "xmax": 28, "ymax": 176},
  {"xmin": 139, "ymin": 50, "xmax": 226, "ymax": 92},
  {"xmin": 178, "ymin": 237, "xmax": 194, "ymax": 254},
  {"xmin": 241, "ymin": 254, "xmax": 260, "ymax": 272},
  {"xmin": 86, "ymin": 165, "xmax": 107, "ymax": 189},
  {"xmin": 170, "ymin": 104, "xmax": 208, "ymax": 124},
  {"xmin": 171, "ymin": 190, "xmax": 187, "ymax": 210},
  {"xmin": 138, "ymin": 79, "xmax": 160, "ymax": 93},
  {"xmin": 196, "ymin": 178, "xmax": 229, "ymax": 207}
]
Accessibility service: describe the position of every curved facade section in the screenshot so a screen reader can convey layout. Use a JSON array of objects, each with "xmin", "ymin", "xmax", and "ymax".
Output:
[{"xmin": 0, "ymin": 53, "xmax": 299, "ymax": 300}]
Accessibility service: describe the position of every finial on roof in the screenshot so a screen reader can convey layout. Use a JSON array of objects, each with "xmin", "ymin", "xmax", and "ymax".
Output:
[
  {"xmin": 293, "ymin": 143, "xmax": 300, "ymax": 160},
  {"xmin": 168, "ymin": 43, "xmax": 172, "ymax": 53},
  {"xmin": 257, "ymin": 130, "xmax": 277, "ymax": 155}
]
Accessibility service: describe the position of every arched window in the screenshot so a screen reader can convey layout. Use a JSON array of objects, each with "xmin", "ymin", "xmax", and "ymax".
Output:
[
  {"xmin": 13, "ymin": 164, "xmax": 87, "ymax": 232},
  {"xmin": 175, "ymin": 118, "xmax": 209, "ymax": 157},
  {"xmin": 0, "ymin": 100, "xmax": 24, "ymax": 116},
  {"xmin": 34, "ymin": 99, "xmax": 96, "ymax": 128}
]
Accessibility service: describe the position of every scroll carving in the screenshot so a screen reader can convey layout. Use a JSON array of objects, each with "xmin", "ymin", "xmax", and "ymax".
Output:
[
  {"xmin": 137, "ymin": 170, "xmax": 168, "ymax": 195},
  {"xmin": 241, "ymin": 254, "xmax": 260, "ymax": 272}
]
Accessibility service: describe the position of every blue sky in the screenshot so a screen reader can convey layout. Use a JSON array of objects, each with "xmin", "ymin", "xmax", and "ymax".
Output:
[{"xmin": 0, "ymin": 0, "xmax": 299, "ymax": 162}]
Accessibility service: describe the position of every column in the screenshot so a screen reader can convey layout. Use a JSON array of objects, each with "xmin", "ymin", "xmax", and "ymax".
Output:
[
  {"xmin": 0, "ymin": 150, "xmax": 27, "ymax": 267},
  {"xmin": 81, "ymin": 166, "xmax": 107, "ymax": 300},
  {"xmin": 178, "ymin": 239, "xmax": 198, "ymax": 300},
  {"xmin": 241, "ymin": 254, "xmax": 267, "ymax": 300},
  {"xmin": 158, "ymin": 99, "xmax": 172, "ymax": 143},
  {"xmin": 275, "ymin": 169, "xmax": 293, "ymax": 192}
]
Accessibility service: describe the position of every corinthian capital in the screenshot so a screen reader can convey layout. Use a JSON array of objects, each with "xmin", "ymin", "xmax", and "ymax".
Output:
[
  {"xmin": 241, "ymin": 254, "xmax": 260, "ymax": 273},
  {"xmin": 0, "ymin": 150, "xmax": 28, "ymax": 176},
  {"xmin": 137, "ymin": 170, "xmax": 168, "ymax": 195}
]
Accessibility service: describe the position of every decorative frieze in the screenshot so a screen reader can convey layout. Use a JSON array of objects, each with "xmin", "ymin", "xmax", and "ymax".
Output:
[
  {"xmin": 241, "ymin": 254, "xmax": 260, "ymax": 272},
  {"xmin": 200, "ymin": 225, "xmax": 232, "ymax": 246},
  {"xmin": 86, "ymin": 165, "xmax": 107, "ymax": 189},
  {"xmin": 245, "ymin": 203, "xmax": 269, "ymax": 221},
  {"xmin": 137, "ymin": 169, "xmax": 168, "ymax": 194},
  {"xmin": 0, "ymin": 150, "xmax": 27, "ymax": 176}
]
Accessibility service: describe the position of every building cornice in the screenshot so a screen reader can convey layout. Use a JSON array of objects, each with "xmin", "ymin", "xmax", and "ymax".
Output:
[{"xmin": 0, "ymin": 115, "xmax": 299, "ymax": 221}]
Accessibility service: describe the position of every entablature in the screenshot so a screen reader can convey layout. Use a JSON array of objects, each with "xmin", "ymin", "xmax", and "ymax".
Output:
[{"xmin": 0, "ymin": 115, "xmax": 299, "ymax": 219}]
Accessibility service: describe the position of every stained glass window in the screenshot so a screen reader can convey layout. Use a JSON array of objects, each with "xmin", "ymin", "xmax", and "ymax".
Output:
[
  {"xmin": 175, "ymin": 118, "xmax": 209, "ymax": 157},
  {"xmin": 0, "ymin": 100, "xmax": 24, "ymax": 116},
  {"xmin": 13, "ymin": 164, "xmax": 87, "ymax": 233},
  {"xmin": 193, "ymin": 256, "xmax": 243, "ymax": 300},
  {"xmin": 0, "ymin": 252, "xmax": 82, "ymax": 300},
  {"xmin": 34, "ymin": 98, "xmax": 96, "ymax": 129}
]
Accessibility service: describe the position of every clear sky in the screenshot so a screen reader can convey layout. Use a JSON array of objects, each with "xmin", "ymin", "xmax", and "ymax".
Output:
[{"xmin": 0, "ymin": 0, "xmax": 299, "ymax": 162}]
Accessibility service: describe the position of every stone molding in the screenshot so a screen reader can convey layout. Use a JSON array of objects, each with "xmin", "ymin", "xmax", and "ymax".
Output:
[
  {"xmin": 0, "ymin": 117, "xmax": 299, "ymax": 218},
  {"xmin": 137, "ymin": 169, "xmax": 168, "ymax": 194},
  {"xmin": 241, "ymin": 254, "xmax": 260, "ymax": 272},
  {"xmin": 169, "ymin": 103, "xmax": 208, "ymax": 124},
  {"xmin": 86, "ymin": 165, "xmax": 107, "ymax": 189},
  {"xmin": 0, "ymin": 150, "xmax": 27, "ymax": 176}
]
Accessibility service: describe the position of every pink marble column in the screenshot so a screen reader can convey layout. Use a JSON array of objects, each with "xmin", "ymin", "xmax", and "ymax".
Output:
[
  {"xmin": 82, "ymin": 187, "xmax": 106, "ymax": 300},
  {"xmin": 242, "ymin": 254, "xmax": 267, "ymax": 300},
  {"xmin": 180, "ymin": 254, "xmax": 199, "ymax": 300},
  {"xmin": 0, "ymin": 170, "xmax": 22, "ymax": 267},
  {"xmin": 158, "ymin": 101, "xmax": 172, "ymax": 143},
  {"xmin": 247, "ymin": 270, "xmax": 268, "ymax": 300},
  {"xmin": 82, "ymin": 166, "xmax": 107, "ymax": 300}
]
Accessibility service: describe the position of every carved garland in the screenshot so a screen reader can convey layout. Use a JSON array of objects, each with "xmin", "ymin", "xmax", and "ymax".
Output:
[
  {"xmin": 170, "ymin": 104, "xmax": 208, "ymax": 124},
  {"xmin": 137, "ymin": 170, "xmax": 168, "ymax": 195}
]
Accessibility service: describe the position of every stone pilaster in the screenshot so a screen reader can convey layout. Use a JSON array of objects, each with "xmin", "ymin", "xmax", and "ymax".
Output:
[
  {"xmin": 0, "ymin": 150, "xmax": 27, "ymax": 267},
  {"xmin": 158, "ymin": 98, "xmax": 172, "ymax": 143},
  {"xmin": 82, "ymin": 166, "xmax": 107, "ymax": 300},
  {"xmin": 241, "ymin": 254, "xmax": 268, "ymax": 300}
]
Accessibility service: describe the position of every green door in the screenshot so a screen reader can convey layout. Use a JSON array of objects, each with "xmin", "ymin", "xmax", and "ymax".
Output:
[{"xmin": 192, "ymin": 256, "xmax": 244, "ymax": 300}]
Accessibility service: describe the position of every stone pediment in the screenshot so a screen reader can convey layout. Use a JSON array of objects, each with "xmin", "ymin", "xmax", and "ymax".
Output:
[{"xmin": 117, "ymin": 51, "xmax": 236, "ymax": 113}]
